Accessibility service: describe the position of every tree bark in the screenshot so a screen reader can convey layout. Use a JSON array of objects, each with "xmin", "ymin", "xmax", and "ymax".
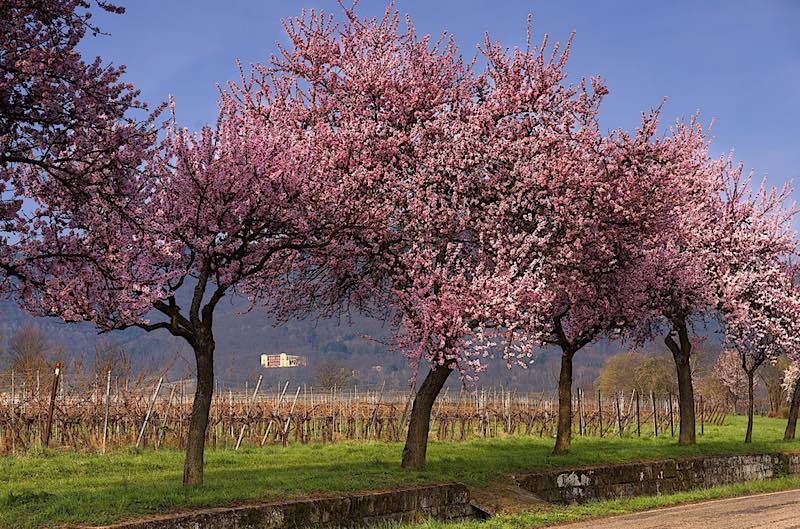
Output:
[
  {"xmin": 553, "ymin": 349, "xmax": 575, "ymax": 454},
  {"xmin": 674, "ymin": 354, "xmax": 696, "ymax": 445},
  {"xmin": 785, "ymin": 378, "xmax": 800, "ymax": 440},
  {"xmin": 401, "ymin": 365, "xmax": 452, "ymax": 470},
  {"xmin": 183, "ymin": 338, "xmax": 214, "ymax": 485},
  {"xmin": 665, "ymin": 316, "xmax": 696, "ymax": 445},
  {"xmin": 745, "ymin": 371, "xmax": 755, "ymax": 443}
]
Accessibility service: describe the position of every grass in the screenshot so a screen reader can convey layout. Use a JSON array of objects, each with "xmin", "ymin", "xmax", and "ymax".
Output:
[{"xmin": 1, "ymin": 415, "xmax": 798, "ymax": 528}]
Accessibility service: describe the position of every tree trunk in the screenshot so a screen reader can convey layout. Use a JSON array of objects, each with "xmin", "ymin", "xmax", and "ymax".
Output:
[
  {"xmin": 553, "ymin": 349, "xmax": 575, "ymax": 455},
  {"xmin": 183, "ymin": 339, "xmax": 214, "ymax": 485},
  {"xmin": 785, "ymin": 378, "xmax": 800, "ymax": 440},
  {"xmin": 745, "ymin": 371, "xmax": 755, "ymax": 443},
  {"xmin": 401, "ymin": 366, "xmax": 452, "ymax": 470},
  {"xmin": 768, "ymin": 388, "xmax": 780, "ymax": 416},
  {"xmin": 674, "ymin": 354, "xmax": 696, "ymax": 445},
  {"xmin": 665, "ymin": 317, "xmax": 696, "ymax": 445}
]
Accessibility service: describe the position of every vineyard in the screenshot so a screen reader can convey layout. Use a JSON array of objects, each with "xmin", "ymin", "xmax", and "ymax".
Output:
[{"xmin": 0, "ymin": 369, "xmax": 734, "ymax": 455}]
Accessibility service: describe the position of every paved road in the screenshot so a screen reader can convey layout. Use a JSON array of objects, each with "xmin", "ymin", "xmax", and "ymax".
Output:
[{"xmin": 555, "ymin": 489, "xmax": 800, "ymax": 528}]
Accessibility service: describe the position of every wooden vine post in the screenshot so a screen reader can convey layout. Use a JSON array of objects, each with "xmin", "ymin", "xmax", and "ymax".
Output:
[
  {"xmin": 136, "ymin": 377, "xmax": 163, "ymax": 448},
  {"xmin": 668, "ymin": 393, "xmax": 675, "ymax": 437},
  {"xmin": 597, "ymin": 390, "xmax": 603, "ymax": 438},
  {"xmin": 43, "ymin": 362, "xmax": 62, "ymax": 448},
  {"xmin": 651, "ymin": 391, "xmax": 658, "ymax": 437},
  {"xmin": 700, "ymin": 395, "xmax": 705, "ymax": 435},
  {"xmin": 282, "ymin": 386, "xmax": 301, "ymax": 446},
  {"xmin": 102, "ymin": 370, "xmax": 112, "ymax": 454},
  {"xmin": 235, "ymin": 375, "xmax": 263, "ymax": 450}
]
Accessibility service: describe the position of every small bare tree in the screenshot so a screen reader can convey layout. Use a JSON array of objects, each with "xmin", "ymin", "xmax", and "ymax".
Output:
[
  {"xmin": 91, "ymin": 340, "xmax": 131, "ymax": 381},
  {"xmin": 8, "ymin": 325, "xmax": 48, "ymax": 369},
  {"xmin": 312, "ymin": 361, "xmax": 352, "ymax": 390}
]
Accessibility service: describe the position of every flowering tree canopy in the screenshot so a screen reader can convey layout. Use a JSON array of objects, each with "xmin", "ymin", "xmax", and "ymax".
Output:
[
  {"xmin": 256, "ymin": 6, "xmax": 512, "ymax": 468},
  {"xmin": 717, "ymin": 168, "xmax": 799, "ymax": 361},
  {"xmin": 0, "ymin": 0, "xmax": 157, "ymax": 257},
  {"xmin": 7, "ymin": 25, "xmax": 365, "ymax": 481},
  {"xmin": 715, "ymin": 348, "xmax": 749, "ymax": 401},
  {"xmin": 470, "ymin": 54, "xmax": 681, "ymax": 454},
  {"xmin": 21, "ymin": 80, "xmax": 360, "ymax": 481},
  {"xmin": 264, "ymin": 6, "xmax": 494, "ymax": 375},
  {"xmin": 479, "ymin": 103, "xmax": 768, "ymax": 453},
  {"xmin": 784, "ymin": 361, "xmax": 800, "ymax": 399}
]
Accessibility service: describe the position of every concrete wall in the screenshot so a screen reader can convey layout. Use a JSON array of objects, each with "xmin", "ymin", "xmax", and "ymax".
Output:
[
  {"xmin": 88, "ymin": 483, "xmax": 472, "ymax": 529},
  {"xmin": 516, "ymin": 453, "xmax": 800, "ymax": 504}
]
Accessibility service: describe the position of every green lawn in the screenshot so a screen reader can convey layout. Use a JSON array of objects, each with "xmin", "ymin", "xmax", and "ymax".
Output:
[{"xmin": 1, "ymin": 415, "xmax": 798, "ymax": 528}]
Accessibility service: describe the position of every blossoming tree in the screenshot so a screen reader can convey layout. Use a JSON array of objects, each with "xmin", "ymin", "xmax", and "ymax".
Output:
[
  {"xmin": 630, "ymin": 120, "xmax": 725, "ymax": 446},
  {"xmin": 717, "ymin": 172, "xmax": 799, "ymax": 442},
  {"xmin": 1, "ymin": 0, "xmax": 156, "ymax": 282},
  {"xmin": 13, "ymin": 86, "xmax": 354, "ymax": 484},
  {"xmin": 714, "ymin": 348, "xmax": 749, "ymax": 410},
  {"xmin": 721, "ymin": 264, "xmax": 800, "ymax": 442},
  {"xmin": 261, "ymin": 6, "xmax": 511, "ymax": 470}
]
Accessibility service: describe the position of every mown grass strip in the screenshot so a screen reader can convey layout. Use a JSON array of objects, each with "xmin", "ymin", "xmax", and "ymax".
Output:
[{"xmin": 0, "ymin": 415, "xmax": 797, "ymax": 528}]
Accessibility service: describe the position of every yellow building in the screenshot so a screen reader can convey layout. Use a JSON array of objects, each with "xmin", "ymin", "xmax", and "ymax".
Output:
[{"xmin": 260, "ymin": 353, "xmax": 306, "ymax": 368}]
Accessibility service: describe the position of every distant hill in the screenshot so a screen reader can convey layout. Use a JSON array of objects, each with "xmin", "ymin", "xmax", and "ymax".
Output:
[{"xmin": 0, "ymin": 298, "xmax": 724, "ymax": 392}]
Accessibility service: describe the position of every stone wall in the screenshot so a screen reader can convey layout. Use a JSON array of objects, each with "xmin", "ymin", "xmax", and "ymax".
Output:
[
  {"xmin": 86, "ymin": 453, "xmax": 800, "ymax": 528},
  {"xmin": 86, "ymin": 483, "xmax": 472, "ymax": 529},
  {"xmin": 515, "ymin": 453, "xmax": 800, "ymax": 504}
]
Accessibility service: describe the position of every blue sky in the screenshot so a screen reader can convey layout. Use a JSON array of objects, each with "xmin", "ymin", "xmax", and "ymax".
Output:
[{"xmin": 81, "ymin": 1, "xmax": 800, "ymax": 195}]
